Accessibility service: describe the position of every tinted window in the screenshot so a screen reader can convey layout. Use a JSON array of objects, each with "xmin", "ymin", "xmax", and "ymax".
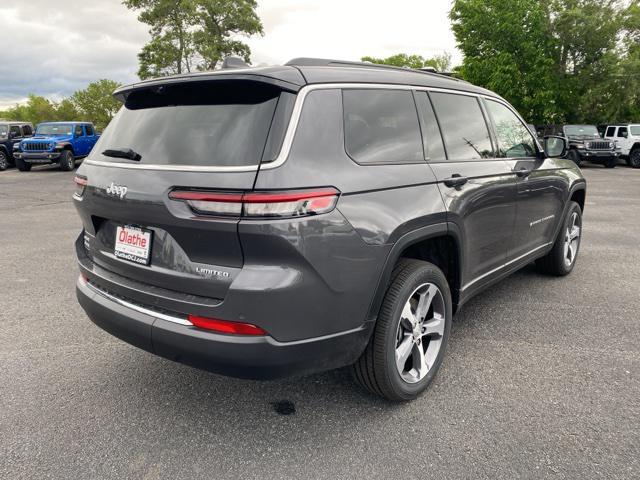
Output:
[
  {"xmin": 22, "ymin": 125, "xmax": 33, "ymax": 136},
  {"xmin": 486, "ymin": 100, "xmax": 536, "ymax": 158},
  {"xmin": 415, "ymin": 92, "xmax": 446, "ymax": 160},
  {"xmin": 75, "ymin": 125, "xmax": 84, "ymax": 136},
  {"xmin": 85, "ymin": 124, "xmax": 94, "ymax": 136},
  {"xmin": 430, "ymin": 92, "xmax": 493, "ymax": 160},
  {"xmin": 96, "ymin": 82, "xmax": 281, "ymax": 167},
  {"xmin": 605, "ymin": 126, "xmax": 616, "ymax": 137},
  {"xmin": 343, "ymin": 89, "xmax": 423, "ymax": 164},
  {"xmin": 617, "ymin": 127, "xmax": 628, "ymax": 137},
  {"xmin": 10, "ymin": 125, "xmax": 21, "ymax": 137}
]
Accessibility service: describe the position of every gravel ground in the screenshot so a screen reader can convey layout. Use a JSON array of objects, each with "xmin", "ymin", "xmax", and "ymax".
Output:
[{"xmin": 1, "ymin": 163, "xmax": 638, "ymax": 479}]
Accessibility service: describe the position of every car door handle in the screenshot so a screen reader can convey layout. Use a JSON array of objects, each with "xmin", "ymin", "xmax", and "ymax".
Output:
[
  {"xmin": 513, "ymin": 167, "xmax": 532, "ymax": 177},
  {"xmin": 443, "ymin": 174, "xmax": 468, "ymax": 188}
]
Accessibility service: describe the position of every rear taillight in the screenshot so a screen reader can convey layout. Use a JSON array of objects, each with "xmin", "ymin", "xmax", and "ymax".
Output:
[
  {"xmin": 188, "ymin": 315, "xmax": 267, "ymax": 336},
  {"xmin": 74, "ymin": 175, "xmax": 88, "ymax": 197},
  {"xmin": 169, "ymin": 188, "xmax": 340, "ymax": 218}
]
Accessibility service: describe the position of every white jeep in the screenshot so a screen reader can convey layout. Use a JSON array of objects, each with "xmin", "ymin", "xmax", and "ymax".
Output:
[{"xmin": 604, "ymin": 124, "xmax": 640, "ymax": 168}]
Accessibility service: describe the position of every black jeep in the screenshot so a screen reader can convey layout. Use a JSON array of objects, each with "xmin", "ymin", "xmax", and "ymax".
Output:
[
  {"xmin": 544, "ymin": 124, "xmax": 618, "ymax": 168},
  {"xmin": 0, "ymin": 121, "xmax": 34, "ymax": 170}
]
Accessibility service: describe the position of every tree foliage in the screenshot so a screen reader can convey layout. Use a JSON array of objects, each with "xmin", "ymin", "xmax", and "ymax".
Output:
[
  {"xmin": 362, "ymin": 52, "xmax": 453, "ymax": 72},
  {"xmin": 123, "ymin": 0, "xmax": 264, "ymax": 79},
  {"xmin": 0, "ymin": 80, "xmax": 122, "ymax": 130},
  {"xmin": 450, "ymin": 0, "xmax": 640, "ymax": 124}
]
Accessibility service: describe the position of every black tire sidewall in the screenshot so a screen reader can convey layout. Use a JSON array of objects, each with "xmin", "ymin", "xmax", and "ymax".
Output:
[
  {"xmin": 16, "ymin": 157, "xmax": 31, "ymax": 171},
  {"xmin": 604, "ymin": 157, "xmax": 617, "ymax": 168},
  {"xmin": 0, "ymin": 151, "xmax": 7, "ymax": 171},
  {"xmin": 630, "ymin": 150, "xmax": 640, "ymax": 168},
  {"xmin": 60, "ymin": 150, "xmax": 74, "ymax": 171},
  {"xmin": 567, "ymin": 149, "xmax": 581, "ymax": 166},
  {"xmin": 380, "ymin": 263, "xmax": 453, "ymax": 400}
]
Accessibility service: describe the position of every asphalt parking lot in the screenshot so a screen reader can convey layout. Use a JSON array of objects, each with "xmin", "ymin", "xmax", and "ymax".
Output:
[{"xmin": 1, "ymin": 163, "xmax": 638, "ymax": 479}]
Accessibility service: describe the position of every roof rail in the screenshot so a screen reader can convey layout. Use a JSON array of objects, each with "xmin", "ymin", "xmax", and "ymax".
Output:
[{"xmin": 285, "ymin": 57, "xmax": 464, "ymax": 82}]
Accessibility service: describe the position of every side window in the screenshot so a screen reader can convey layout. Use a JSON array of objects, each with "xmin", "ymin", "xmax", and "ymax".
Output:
[
  {"xmin": 10, "ymin": 125, "xmax": 21, "ymax": 138},
  {"xmin": 75, "ymin": 125, "xmax": 84, "ymax": 136},
  {"xmin": 414, "ymin": 92, "xmax": 446, "ymax": 160},
  {"xmin": 617, "ymin": 127, "xmax": 628, "ymax": 137},
  {"xmin": 429, "ymin": 92, "xmax": 493, "ymax": 160},
  {"xmin": 605, "ymin": 126, "xmax": 616, "ymax": 137},
  {"xmin": 343, "ymin": 89, "xmax": 424, "ymax": 164},
  {"xmin": 486, "ymin": 100, "xmax": 536, "ymax": 158},
  {"xmin": 21, "ymin": 125, "xmax": 33, "ymax": 136},
  {"xmin": 85, "ymin": 124, "xmax": 94, "ymax": 136}
]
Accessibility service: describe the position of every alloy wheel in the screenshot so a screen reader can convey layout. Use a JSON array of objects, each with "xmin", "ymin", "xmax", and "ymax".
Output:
[
  {"xmin": 394, "ymin": 283, "xmax": 446, "ymax": 384},
  {"xmin": 564, "ymin": 212, "xmax": 581, "ymax": 268}
]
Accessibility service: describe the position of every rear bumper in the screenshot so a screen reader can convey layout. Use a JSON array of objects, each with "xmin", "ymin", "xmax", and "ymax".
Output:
[
  {"xmin": 14, "ymin": 151, "xmax": 61, "ymax": 163},
  {"xmin": 76, "ymin": 275, "xmax": 371, "ymax": 379}
]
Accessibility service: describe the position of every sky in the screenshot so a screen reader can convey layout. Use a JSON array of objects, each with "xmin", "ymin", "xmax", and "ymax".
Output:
[{"xmin": 0, "ymin": 0, "xmax": 460, "ymax": 109}]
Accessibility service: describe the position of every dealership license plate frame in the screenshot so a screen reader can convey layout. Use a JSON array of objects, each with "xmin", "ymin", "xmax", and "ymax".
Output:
[{"xmin": 114, "ymin": 225, "xmax": 153, "ymax": 266}]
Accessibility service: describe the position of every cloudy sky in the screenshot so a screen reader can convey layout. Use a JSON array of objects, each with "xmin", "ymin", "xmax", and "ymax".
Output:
[{"xmin": 0, "ymin": 0, "xmax": 459, "ymax": 109}]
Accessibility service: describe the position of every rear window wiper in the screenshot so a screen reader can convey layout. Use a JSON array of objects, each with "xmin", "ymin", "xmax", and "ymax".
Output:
[{"xmin": 102, "ymin": 148, "xmax": 142, "ymax": 161}]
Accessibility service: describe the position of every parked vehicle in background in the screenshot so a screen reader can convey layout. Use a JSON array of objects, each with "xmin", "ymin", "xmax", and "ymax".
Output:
[
  {"xmin": 604, "ymin": 124, "xmax": 640, "ymax": 168},
  {"xmin": 13, "ymin": 122, "xmax": 99, "ymax": 171},
  {"xmin": 73, "ymin": 58, "xmax": 586, "ymax": 401},
  {"xmin": 0, "ymin": 121, "xmax": 33, "ymax": 170},
  {"xmin": 544, "ymin": 124, "xmax": 618, "ymax": 168}
]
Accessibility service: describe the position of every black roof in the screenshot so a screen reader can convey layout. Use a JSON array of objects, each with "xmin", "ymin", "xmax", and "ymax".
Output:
[{"xmin": 113, "ymin": 58, "xmax": 498, "ymax": 102}]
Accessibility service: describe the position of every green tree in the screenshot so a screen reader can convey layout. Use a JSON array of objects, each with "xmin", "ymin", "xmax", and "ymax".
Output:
[
  {"xmin": 451, "ymin": 0, "xmax": 639, "ymax": 124},
  {"xmin": 2, "ymin": 95, "xmax": 61, "ymax": 124},
  {"xmin": 361, "ymin": 52, "xmax": 453, "ymax": 71},
  {"xmin": 71, "ymin": 79, "xmax": 122, "ymax": 130},
  {"xmin": 123, "ymin": 0, "xmax": 264, "ymax": 79}
]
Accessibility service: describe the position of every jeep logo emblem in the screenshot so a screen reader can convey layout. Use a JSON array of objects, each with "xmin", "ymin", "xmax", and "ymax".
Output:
[{"xmin": 106, "ymin": 182, "xmax": 127, "ymax": 199}]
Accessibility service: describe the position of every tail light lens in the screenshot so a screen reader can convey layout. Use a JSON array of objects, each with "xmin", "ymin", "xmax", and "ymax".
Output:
[
  {"xmin": 74, "ymin": 175, "xmax": 88, "ymax": 197},
  {"xmin": 169, "ymin": 188, "xmax": 340, "ymax": 218},
  {"xmin": 188, "ymin": 315, "xmax": 267, "ymax": 336}
]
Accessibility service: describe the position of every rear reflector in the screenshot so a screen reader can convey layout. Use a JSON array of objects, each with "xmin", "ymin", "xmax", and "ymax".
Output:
[
  {"xmin": 169, "ymin": 188, "xmax": 340, "ymax": 218},
  {"xmin": 188, "ymin": 315, "xmax": 267, "ymax": 336}
]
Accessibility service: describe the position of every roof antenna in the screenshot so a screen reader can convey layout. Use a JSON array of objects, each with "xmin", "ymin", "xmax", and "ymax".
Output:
[{"xmin": 221, "ymin": 56, "xmax": 250, "ymax": 69}]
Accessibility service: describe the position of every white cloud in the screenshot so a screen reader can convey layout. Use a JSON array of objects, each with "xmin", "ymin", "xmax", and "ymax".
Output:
[{"xmin": 0, "ymin": 0, "xmax": 459, "ymax": 108}]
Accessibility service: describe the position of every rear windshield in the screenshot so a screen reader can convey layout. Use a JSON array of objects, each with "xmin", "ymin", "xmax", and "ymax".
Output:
[{"xmin": 94, "ymin": 81, "xmax": 285, "ymax": 167}]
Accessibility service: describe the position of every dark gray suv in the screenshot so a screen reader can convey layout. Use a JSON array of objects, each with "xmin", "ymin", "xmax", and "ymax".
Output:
[{"xmin": 74, "ymin": 59, "xmax": 586, "ymax": 401}]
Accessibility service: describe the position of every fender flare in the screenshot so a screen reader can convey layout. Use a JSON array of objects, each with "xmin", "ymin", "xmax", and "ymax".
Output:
[
  {"xmin": 57, "ymin": 142, "xmax": 75, "ymax": 154},
  {"xmin": 364, "ymin": 222, "xmax": 463, "ymax": 323},
  {"xmin": 551, "ymin": 181, "xmax": 587, "ymax": 241}
]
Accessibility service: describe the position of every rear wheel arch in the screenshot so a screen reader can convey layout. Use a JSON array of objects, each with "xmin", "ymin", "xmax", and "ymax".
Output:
[{"xmin": 366, "ymin": 225, "xmax": 463, "ymax": 323}]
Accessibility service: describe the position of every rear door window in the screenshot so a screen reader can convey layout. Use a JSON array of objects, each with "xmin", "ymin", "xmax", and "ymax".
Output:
[
  {"xmin": 22, "ymin": 125, "xmax": 33, "ymax": 136},
  {"xmin": 343, "ymin": 89, "xmax": 424, "ymax": 164},
  {"xmin": 75, "ymin": 125, "xmax": 85, "ymax": 136},
  {"xmin": 429, "ymin": 92, "xmax": 493, "ymax": 160},
  {"xmin": 85, "ymin": 124, "xmax": 94, "ymax": 136},
  {"xmin": 617, "ymin": 127, "xmax": 628, "ymax": 137},
  {"xmin": 96, "ymin": 82, "xmax": 284, "ymax": 167}
]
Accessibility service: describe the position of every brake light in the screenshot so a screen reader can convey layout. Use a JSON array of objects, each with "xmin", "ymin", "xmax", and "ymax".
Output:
[
  {"xmin": 188, "ymin": 315, "xmax": 267, "ymax": 336},
  {"xmin": 169, "ymin": 188, "xmax": 340, "ymax": 218},
  {"xmin": 74, "ymin": 175, "xmax": 88, "ymax": 197}
]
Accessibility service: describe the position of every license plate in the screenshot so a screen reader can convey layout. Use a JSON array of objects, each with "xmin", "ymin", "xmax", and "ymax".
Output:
[{"xmin": 114, "ymin": 225, "xmax": 152, "ymax": 265}]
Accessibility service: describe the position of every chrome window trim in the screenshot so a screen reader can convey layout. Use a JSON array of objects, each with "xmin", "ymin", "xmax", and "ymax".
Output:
[
  {"xmin": 461, "ymin": 242, "xmax": 553, "ymax": 291},
  {"xmin": 84, "ymin": 83, "xmax": 498, "ymax": 173},
  {"xmin": 85, "ymin": 280, "xmax": 193, "ymax": 326}
]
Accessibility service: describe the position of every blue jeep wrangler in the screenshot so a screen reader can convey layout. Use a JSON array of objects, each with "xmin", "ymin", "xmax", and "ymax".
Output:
[
  {"xmin": 0, "ymin": 121, "xmax": 34, "ymax": 170},
  {"xmin": 14, "ymin": 122, "xmax": 99, "ymax": 171}
]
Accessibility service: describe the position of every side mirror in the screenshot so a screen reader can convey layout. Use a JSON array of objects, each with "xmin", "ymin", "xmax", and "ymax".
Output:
[
  {"xmin": 544, "ymin": 135, "xmax": 567, "ymax": 158},
  {"xmin": 622, "ymin": 131, "xmax": 629, "ymax": 138}
]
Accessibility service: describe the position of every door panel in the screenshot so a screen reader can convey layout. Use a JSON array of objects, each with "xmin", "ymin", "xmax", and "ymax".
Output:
[{"xmin": 430, "ymin": 161, "xmax": 517, "ymax": 288}]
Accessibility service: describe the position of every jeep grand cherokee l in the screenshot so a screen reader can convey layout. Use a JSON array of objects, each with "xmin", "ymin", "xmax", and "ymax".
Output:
[{"xmin": 73, "ymin": 58, "xmax": 586, "ymax": 401}]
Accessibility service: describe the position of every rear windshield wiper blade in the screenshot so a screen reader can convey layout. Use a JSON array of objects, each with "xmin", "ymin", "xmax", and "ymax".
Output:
[{"xmin": 102, "ymin": 148, "xmax": 142, "ymax": 161}]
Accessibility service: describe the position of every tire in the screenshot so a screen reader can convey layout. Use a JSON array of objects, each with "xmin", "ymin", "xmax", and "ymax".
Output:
[
  {"xmin": 604, "ymin": 157, "xmax": 617, "ymax": 168},
  {"xmin": 59, "ymin": 150, "xmax": 75, "ymax": 171},
  {"xmin": 567, "ymin": 149, "xmax": 581, "ymax": 167},
  {"xmin": 629, "ymin": 149, "xmax": 640, "ymax": 168},
  {"xmin": 0, "ymin": 151, "xmax": 7, "ymax": 171},
  {"xmin": 352, "ymin": 259, "xmax": 452, "ymax": 401},
  {"xmin": 536, "ymin": 201, "xmax": 582, "ymax": 276},
  {"xmin": 15, "ymin": 156, "xmax": 31, "ymax": 172}
]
